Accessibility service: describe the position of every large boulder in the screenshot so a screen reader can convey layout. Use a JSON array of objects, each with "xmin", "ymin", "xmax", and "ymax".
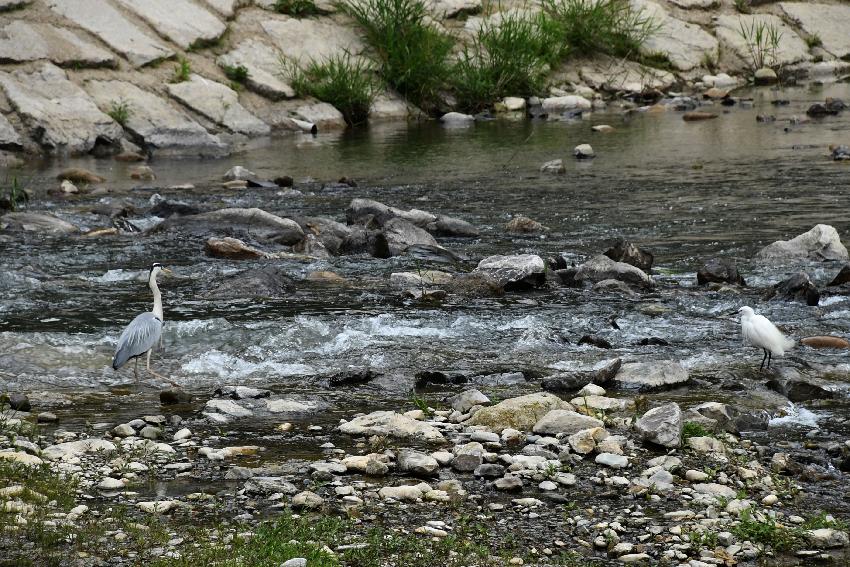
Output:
[
  {"xmin": 575, "ymin": 255, "xmax": 652, "ymax": 288},
  {"xmin": 0, "ymin": 63, "xmax": 122, "ymax": 154},
  {"xmin": 339, "ymin": 411, "xmax": 445, "ymax": 442},
  {"xmin": 471, "ymin": 254, "xmax": 546, "ymax": 290},
  {"xmin": 765, "ymin": 369, "xmax": 836, "ymax": 402},
  {"xmin": 763, "ymin": 272, "xmax": 819, "ymax": 306},
  {"xmin": 633, "ymin": 0, "xmax": 718, "ymax": 72},
  {"xmin": 42, "ymin": 439, "xmax": 116, "ymax": 461},
  {"xmin": 614, "ymin": 361, "xmax": 690, "ymax": 391},
  {"xmin": 697, "ymin": 257, "xmax": 746, "ymax": 286},
  {"xmin": 466, "ymin": 392, "xmax": 572, "ymax": 432},
  {"xmin": 112, "ymin": 0, "xmax": 225, "ymax": 50},
  {"xmin": 532, "ymin": 410, "xmax": 604, "ymax": 436},
  {"xmin": 204, "ymin": 266, "xmax": 295, "ymax": 299},
  {"xmin": 158, "ymin": 208, "xmax": 304, "ymax": 244},
  {"xmin": 0, "ymin": 21, "xmax": 117, "ymax": 69},
  {"xmin": 217, "ymin": 39, "xmax": 294, "ymax": 100},
  {"xmin": 371, "ymin": 217, "xmax": 441, "ymax": 258},
  {"xmin": 603, "ymin": 238, "xmax": 653, "ymax": 272},
  {"xmin": 1, "ymin": 212, "xmax": 77, "ymax": 234},
  {"xmin": 425, "ymin": 216, "xmax": 479, "ymax": 237},
  {"xmin": 167, "ymin": 75, "xmax": 270, "ymax": 136},
  {"xmin": 634, "ymin": 402, "xmax": 682, "ymax": 448},
  {"xmin": 541, "ymin": 359, "xmax": 621, "ymax": 393},
  {"xmin": 346, "ymin": 198, "xmax": 436, "ymax": 228},
  {"xmin": 756, "ymin": 225, "xmax": 848, "ymax": 262},
  {"xmin": 779, "ymin": 2, "xmax": 850, "ymax": 59}
]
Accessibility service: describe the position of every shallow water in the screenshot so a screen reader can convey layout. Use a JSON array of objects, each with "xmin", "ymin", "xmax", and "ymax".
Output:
[{"xmin": 3, "ymin": 82, "xmax": 850, "ymax": 445}]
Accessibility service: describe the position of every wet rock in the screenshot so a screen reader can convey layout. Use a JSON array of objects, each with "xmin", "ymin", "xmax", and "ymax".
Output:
[
  {"xmin": 415, "ymin": 370, "xmax": 468, "ymax": 388},
  {"xmin": 635, "ymin": 402, "xmax": 682, "ymax": 448},
  {"xmin": 614, "ymin": 361, "xmax": 689, "ymax": 391},
  {"xmin": 447, "ymin": 389, "xmax": 490, "ymax": 413},
  {"xmin": 828, "ymin": 264, "xmax": 850, "ymax": 286},
  {"xmin": 764, "ymin": 272, "xmax": 819, "ymax": 306},
  {"xmin": 472, "ymin": 254, "xmax": 546, "ymax": 290},
  {"xmin": 425, "ymin": 216, "xmax": 480, "ymax": 237},
  {"xmin": 339, "ymin": 411, "xmax": 444, "ymax": 442},
  {"xmin": 540, "ymin": 159, "xmax": 565, "ymax": 174},
  {"xmin": 129, "ymin": 165, "xmax": 155, "ymax": 181},
  {"xmin": 58, "ymin": 168, "xmax": 105, "ymax": 184},
  {"xmin": 149, "ymin": 197, "xmax": 199, "ymax": 218},
  {"xmin": 603, "ymin": 239, "xmax": 653, "ymax": 272},
  {"xmin": 346, "ymin": 198, "xmax": 436, "ymax": 228},
  {"xmin": 342, "ymin": 454, "xmax": 389, "ymax": 475},
  {"xmin": 573, "ymin": 143, "xmax": 594, "ymax": 159},
  {"xmin": 532, "ymin": 410, "xmax": 603, "ymax": 436},
  {"xmin": 800, "ymin": 336, "xmax": 850, "ymax": 349},
  {"xmin": 0, "ymin": 63, "xmax": 122, "ymax": 154},
  {"xmin": 574, "ymin": 254, "xmax": 652, "ymax": 288},
  {"xmin": 440, "ymin": 112, "xmax": 474, "ymax": 125},
  {"xmin": 506, "ymin": 215, "xmax": 548, "ymax": 234},
  {"xmin": 697, "ymin": 257, "xmax": 746, "ymax": 285},
  {"xmin": 167, "ymin": 76, "xmax": 269, "ymax": 136},
  {"xmin": 756, "ymin": 224, "xmax": 848, "ymax": 262},
  {"xmin": 205, "ymin": 237, "xmax": 268, "ymax": 260},
  {"xmin": 163, "ymin": 208, "xmax": 304, "ymax": 244},
  {"xmin": 7, "ymin": 393, "xmax": 30, "ymax": 412},
  {"xmin": 223, "ymin": 166, "xmax": 256, "ymax": 181},
  {"xmin": 688, "ymin": 402, "xmax": 768, "ymax": 433},
  {"xmin": 467, "ymin": 392, "xmax": 573, "ymax": 432},
  {"xmin": 542, "ymin": 359, "xmax": 621, "ymax": 393},
  {"xmin": 291, "ymin": 490, "xmax": 324, "ymax": 510},
  {"xmin": 493, "ymin": 475, "xmax": 523, "ymax": 491},
  {"xmin": 371, "ymin": 218, "xmax": 440, "ymax": 258},
  {"xmin": 804, "ymin": 528, "xmax": 850, "ymax": 549},
  {"xmin": 443, "ymin": 272, "xmax": 505, "ymax": 297},
  {"xmin": 216, "ymin": 385, "xmax": 271, "ymax": 400},
  {"xmin": 205, "ymin": 267, "xmax": 295, "ymax": 299},
  {"xmin": 687, "ymin": 437, "xmax": 725, "ymax": 453},
  {"xmin": 398, "ymin": 450, "xmax": 439, "ymax": 476},
  {"xmin": 391, "ymin": 270, "xmax": 453, "ymax": 288},
  {"xmin": 474, "ymin": 463, "xmax": 505, "ymax": 478},
  {"xmin": 578, "ymin": 335, "xmax": 612, "ymax": 349},
  {"xmin": 766, "ymin": 371, "xmax": 836, "ymax": 402},
  {"xmin": 831, "ymin": 145, "xmax": 850, "ymax": 161},
  {"xmin": 682, "ymin": 111, "xmax": 717, "ymax": 121},
  {"xmin": 160, "ymin": 388, "xmax": 192, "ymax": 405},
  {"xmin": 328, "ymin": 369, "xmax": 380, "ymax": 387},
  {"xmin": 754, "ymin": 67, "xmax": 778, "ymax": 85},
  {"xmin": 0, "ymin": 212, "xmax": 78, "ymax": 234}
]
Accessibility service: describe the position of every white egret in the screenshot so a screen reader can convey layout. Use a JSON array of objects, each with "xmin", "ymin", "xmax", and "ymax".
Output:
[
  {"xmin": 112, "ymin": 263, "xmax": 173, "ymax": 382},
  {"xmin": 738, "ymin": 305, "xmax": 795, "ymax": 370}
]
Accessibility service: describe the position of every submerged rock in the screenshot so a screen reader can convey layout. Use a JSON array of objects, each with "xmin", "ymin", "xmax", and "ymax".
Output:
[
  {"xmin": 574, "ymin": 254, "xmax": 652, "ymax": 288},
  {"xmin": 467, "ymin": 392, "xmax": 573, "ymax": 432},
  {"xmin": 0, "ymin": 212, "xmax": 78, "ymax": 234},
  {"xmin": 766, "ymin": 371, "xmax": 836, "ymax": 402},
  {"xmin": 158, "ymin": 208, "xmax": 304, "ymax": 244},
  {"xmin": 505, "ymin": 216, "xmax": 548, "ymax": 234},
  {"xmin": 371, "ymin": 217, "xmax": 441, "ymax": 258},
  {"xmin": 540, "ymin": 159, "xmax": 565, "ymax": 174},
  {"xmin": 603, "ymin": 239, "xmax": 653, "ymax": 272},
  {"xmin": 472, "ymin": 254, "xmax": 546, "ymax": 290},
  {"xmin": 763, "ymin": 272, "xmax": 819, "ymax": 306},
  {"xmin": 756, "ymin": 224, "xmax": 848, "ymax": 262},
  {"xmin": 828, "ymin": 263, "xmax": 850, "ymax": 286},
  {"xmin": 205, "ymin": 266, "xmax": 295, "ymax": 299},
  {"xmin": 697, "ymin": 257, "xmax": 746, "ymax": 286}
]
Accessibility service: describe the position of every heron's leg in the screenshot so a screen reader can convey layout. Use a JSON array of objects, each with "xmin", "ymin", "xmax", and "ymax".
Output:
[
  {"xmin": 134, "ymin": 357, "xmax": 139, "ymax": 382},
  {"xmin": 146, "ymin": 349, "xmax": 178, "ymax": 386},
  {"xmin": 760, "ymin": 349, "xmax": 768, "ymax": 370},
  {"xmin": 767, "ymin": 351, "xmax": 772, "ymax": 369}
]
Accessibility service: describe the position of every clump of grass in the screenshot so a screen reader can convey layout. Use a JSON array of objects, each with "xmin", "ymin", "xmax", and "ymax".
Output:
[
  {"xmin": 737, "ymin": 19, "xmax": 782, "ymax": 71},
  {"xmin": 732, "ymin": 509, "xmax": 799, "ymax": 551},
  {"xmin": 0, "ymin": 177, "xmax": 28, "ymax": 212},
  {"xmin": 682, "ymin": 421, "xmax": 713, "ymax": 440},
  {"xmin": 342, "ymin": 0, "xmax": 453, "ymax": 113},
  {"xmin": 286, "ymin": 53, "xmax": 377, "ymax": 126},
  {"xmin": 107, "ymin": 99, "xmax": 132, "ymax": 126},
  {"xmin": 734, "ymin": 0, "xmax": 751, "ymax": 14},
  {"xmin": 541, "ymin": 0, "xmax": 659, "ymax": 59},
  {"xmin": 451, "ymin": 11, "xmax": 564, "ymax": 113},
  {"xmin": 806, "ymin": 33, "xmax": 823, "ymax": 49},
  {"xmin": 222, "ymin": 63, "xmax": 250, "ymax": 84},
  {"xmin": 274, "ymin": 0, "xmax": 320, "ymax": 16},
  {"xmin": 639, "ymin": 49, "xmax": 672, "ymax": 70},
  {"xmin": 173, "ymin": 57, "xmax": 191, "ymax": 83},
  {"xmin": 407, "ymin": 389, "xmax": 434, "ymax": 417}
]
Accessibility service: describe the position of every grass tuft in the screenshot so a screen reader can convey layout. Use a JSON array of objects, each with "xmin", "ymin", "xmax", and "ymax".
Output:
[
  {"xmin": 1, "ymin": 177, "xmax": 28, "ymax": 212},
  {"xmin": 285, "ymin": 53, "xmax": 377, "ymax": 126},
  {"xmin": 222, "ymin": 63, "xmax": 250, "ymax": 84},
  {"xmin": 107, "ymin": 99, "xmax": 132, "ymax": 126},
  {"xmin": 172, "ymin": 57, "xmax": 191, "ymax": 83},
  {"xmin": 541, "ymin": 0, "xmax": 659, "ymax": 59},
  {"xmin": 682, "ymin": 421, "xmax": 713, "ymax": 440},
  {"xmin": 806, "ymin": 33, "xmax": 823, "ymax": 49},
  {"xmin": 451, "ymin": 11, "xmax": 564, "ymax": 113},
  {"xmin": 737, "ymin": 19, "xmax": 782, "ymax": 71},
  {"xmin": 342, "ymin": 0, "xmax": 453, "ymax": 113}
]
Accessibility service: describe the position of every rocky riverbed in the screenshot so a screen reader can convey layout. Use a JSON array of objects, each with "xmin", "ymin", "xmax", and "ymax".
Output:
[{"xmin": 3, "ymin": 85, "xmax": 850, "ymax": 565}]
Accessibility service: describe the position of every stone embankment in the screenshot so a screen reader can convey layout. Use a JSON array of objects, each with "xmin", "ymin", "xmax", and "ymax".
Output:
[{"xmin": 0, "ymin": 0, "xmax": 849, "ymax": 162}]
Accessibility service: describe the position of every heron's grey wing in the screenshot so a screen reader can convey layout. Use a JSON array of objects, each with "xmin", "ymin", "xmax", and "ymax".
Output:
[{"xmin": 112, "ymin": 313, "xmax": 163, "ymax": 370}]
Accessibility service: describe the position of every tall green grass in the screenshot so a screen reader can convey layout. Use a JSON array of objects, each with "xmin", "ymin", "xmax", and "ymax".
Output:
[
  {"xmin": 452, "ymin": 11, "xmax": 565, "ymax": 112},
  {"xmin": 342, "ymin": 0, "xmax": 453, "ymax": 113},
  {"xmin": 541, "ymin": 0, "xmax": 658, "ymax": 58},
  {"xmin": 286, "ymin": 53, "xmax": 378, "ymax": 125}
]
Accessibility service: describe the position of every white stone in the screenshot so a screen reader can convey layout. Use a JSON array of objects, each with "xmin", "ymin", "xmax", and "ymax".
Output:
[
  {"xmin": 114, "ymin": 0, "xmax": 225, "ymax": 50},
  {"xmin": 379, "ymin": 485, "xmax": 422, "ymax": 501},
  {"xmin": 533, "ymin": 410, "xmax": 603, "ymax": 436},
  {"xmin": 42, "ymin": 439, "xmax": 116, "ymax": 461},
  {"xmin": 615, "ymin": 361, "xmax": 688, "ymax": 390},
  {"xmin": 541, "ymin": 95, "xmax": 592, "ymax": 113},
  {"xmin": 138, "ymin": 500, "xmax": 179, "ymax": 513},
  {"xmin": 338, "ymin": 411, "xmax": 444, "ymax": 442},
  {"xmin": 173, "ymin": 428, "xmax": 192, "ymax": 441},
  {"xmin": 97, "ymin": 477, "xmax": 125, "ymax": 491},
  {"xmin": 218, "ymin": 39, "xmax": 295, "ymax": 100},
  {"xmin": 261, "ymin": 17, "xmax": 363, "ymax": 64},
  {"xmin": 502, "ymin": 97, "xmax": 526, "ymax": 111},
  {"xmin": 167, "ymin": 75, "xmax": 269, "ymax": 136},
  {"xmin": 595, "ymin": 453, "xmax": 629, "ymax": 469},
  {"xmin": 0, "ymin": 63, "xmax": 122, "ymax": 154},
  {"xmin": 577, "ymin": 383, "xmax": 606, "ymax": 397},
  {"xmin": 693, "ymin": 483, "xmax": 736, "ymax": 498},
  {"xmin": 203, "ymin": 399, "xmax": 252, "ymax": 418},
  {"xmin": 85, "ymin": 80, "xmax": 226, "ymax": 156},
  {"xmin": 468, "ymin": 392, "xmax": 573, "ymax": 432},
  {"xmin": 47, "ymin": 0, "xmax": 173, "ymax": 67},
  {"xmin": 780, "ymin": 3, "xmax": 850, "ymax": 59},
  {"xmin": 0, "ymin": 21, "xmax": 117, "ymax": 68},
  {"xmin": 632, "ymin": 0, "xmax": 718, "ymax": 71},
  {"xmin": 756, "ymin": 224, "xmax": 848, "ymax": 262},
  {"xmin": 295, "ymin": 102, "xmax": 346, "ymax": 130},
  {"xmin": 472, "ymin": 254, "xmax": 546, "ymax": 288}
]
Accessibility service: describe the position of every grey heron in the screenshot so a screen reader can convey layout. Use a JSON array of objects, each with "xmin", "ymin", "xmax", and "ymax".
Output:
[
  {"xmin": 739, "ymin": 306, "xmax": 795, "ymax": 369},
  {"xmin": 112, "ymin": 263, "xmax": 173, "ymax": 382}
]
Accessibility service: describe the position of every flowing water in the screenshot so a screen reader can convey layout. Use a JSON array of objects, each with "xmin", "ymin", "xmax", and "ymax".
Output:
[{"xmin": 3, "ymin": 82, "xmax": 850, "ymax": 446}]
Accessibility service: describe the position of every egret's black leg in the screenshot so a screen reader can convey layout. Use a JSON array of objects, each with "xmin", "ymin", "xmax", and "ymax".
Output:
[
  {"xmin": 760, "ymin": 349, "xmax": 768, "ymax": 370},
  {"xmin": 767, "ymin": 351, "xmax": 772, "ymax": 369}
]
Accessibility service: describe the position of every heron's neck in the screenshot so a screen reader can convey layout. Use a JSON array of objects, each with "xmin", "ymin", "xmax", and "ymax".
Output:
[{"xmin": 149, "ymin": 272, "xmax": 163, "ymax": 321}]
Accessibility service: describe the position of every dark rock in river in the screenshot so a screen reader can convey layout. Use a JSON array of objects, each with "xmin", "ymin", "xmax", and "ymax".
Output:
[
  {"xmin": 828, "ymin": 264, "xmax": 850, "ymax": 286},
  {"xmin": 697, "ymin": 257, "xmax": 746, "ymax": 286},
  {"xmin": 7, "ymin": 393, "xmax": 31, "ymax": 412},
  {"xmin": 205, "ymin": 266, "xmax": 295, "ymax": 299},
  {"xmin": 160, "ymin": 388, "xmax": 192, "ymax": 405},
  {"xmin": 578, "ymin": 335, "xmax": 612, "ymax": 349},
  {"xmin": 274, "ymin": 175, "xmax": 294, "ymax": 187},
  {"xmin": 472, "ymin": 254, "xmax": 546, "ymax": 290},
  {"xmin": 402, "ymin": 243, "xmax": 462, "ymax": 263},
  {"xmin": 346, "ymin": 198, "xmax": 435, "ymax": 228},
  {"xmin": 426, "ymin": 216, "xmax": 480, "ymax": 237},
  {"xmin": 328, "ymin": 369, "xmax": 381, "ymax": 387},
  {"xmin": 443, "ymin": 272, "xmax": 504, "ymax": 297},
  {"xmin": 541, "ymin": 359, "xmax": 621, "ymax": 392},
  {"xmin": 806, "ymin": 103, "xmax": 839, "ymax": 117},
  {"xmin": 206, "ymin": 236, "xmax": 268, "ymax": 260},
  {"xmin": 415, "ymin": 370, "xmax": 469, "ymax": 388},
  {"xmin": 831, "ymin": 145, "xmax": 850, "ymax": 161},
  {"xmin": 766, "ymin": 370, "xmax": 836, "ymax": 402},
  {"xmin": 149, "ymin": 198, "xmax": 199, "ymax": 218},
  {"xmin": 603, "ymin": 238, "xmax": 653, "ymax": 272},
  {"xmin": 574, "ymin": 254, "xmax": 652, "ymax": 288},
  {"xmin": 370, "ymin": 217, "xmax": 441, "ymax": 258},
  {"xmin": 155, "ymin": 208, "xmax": 305, "ymax": 245},
  {"xmin": 763, "ymin": 272, "xmax": 819, "ymax": 306},
  {"xmin": 686, "ymin": 401, "xmax": 769, "ymax": 434}
]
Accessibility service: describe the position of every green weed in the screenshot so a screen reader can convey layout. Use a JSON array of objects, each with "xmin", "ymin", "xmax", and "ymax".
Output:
[
  {"xmin": 222, "ymin": 63, "xmax": 250, "ymax": 83},
  {"xmin": 737, "ymin": 19, "xmax": 782, "ymax": 71},
  {"xmin": 732, "ymin": 509, "xmax": 798, "ymax": 551},
  {"xmin": 682, "ymin": 421, "xmax": 713, "ymax": 440},
  {"xmin": 806, "ymin": 33, "xmax": 822, "ymax": 49},
  {"xmin": 734, "ymin": 0, "xmax": 751, "ymax": 14},
  {"xmin": 286, "ymin": 53, "xmax": 377, "ymax": 126},
  {"xmin": 172, "ymin": 57, "xmax": 191, "ymax": 83},
  {"xmin": 107, "ymin": 99, "xmax": 132, "ymax": 126},
  {"xmin": 0, "ymin": 177, "xmax": 28, "ymax": 212},
  {"xmin": 342, "ymin": 0, "xmax": 453, "ymax": 113},
  {"xmin": 274, "ymin": 0, "xmax": 321, "ymax": 16},
  {"xmin": 541, "ymin": 0, "xmax": 659, "ymax": 59}
]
